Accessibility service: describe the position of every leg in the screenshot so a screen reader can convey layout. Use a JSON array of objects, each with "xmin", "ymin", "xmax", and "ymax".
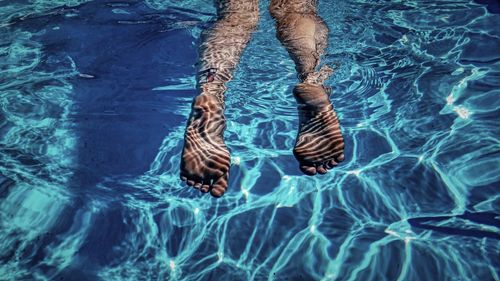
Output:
[
  {"xmin": 180, "ymin": 0, "xmax": 259, "ymax": 197},
  {"xmin": 270, "ymin": 0, "xmax": 345, "ymax": 175}
]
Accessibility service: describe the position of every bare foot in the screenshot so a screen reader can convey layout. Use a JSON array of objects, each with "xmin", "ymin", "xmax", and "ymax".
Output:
[
  {"xmin": 293, "ymin": 83, "xmax": 345, "ymax": 175},
  {"xmin": 180, "ymin": 94, "xmax": 230, "ymax": 197}
]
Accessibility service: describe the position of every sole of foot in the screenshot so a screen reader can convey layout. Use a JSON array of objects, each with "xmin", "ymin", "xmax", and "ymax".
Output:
[
  {"xmin": 180, "ymin": 93, "xmax": 230, "ymax": 197},
  {"xmin": 292, "ymin": 82, "xmax": 345, "ymax": 175}
]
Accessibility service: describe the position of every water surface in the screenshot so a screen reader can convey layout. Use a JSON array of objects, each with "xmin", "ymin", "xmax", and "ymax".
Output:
[{"xmin": 0, "ymin": 0, "xmax": 499, "ymax": 280}]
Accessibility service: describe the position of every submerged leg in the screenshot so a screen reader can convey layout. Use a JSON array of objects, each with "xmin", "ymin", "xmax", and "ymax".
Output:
[
  {"xmin": 180, "ymin": 0, "xmax": 259, "ymax": 197},
  {"xmin": 270, "ymin": 0, "xmax": 345, "ymax": 175}
]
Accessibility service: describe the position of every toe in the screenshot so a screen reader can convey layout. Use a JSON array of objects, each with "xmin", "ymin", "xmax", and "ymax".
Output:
[
  {"xmin": 200, "ymin": 182, "xmax": 210, "ymax": 193},
  {"xmin": 193, "ymin": 182, "xmax": 202, "ymax": 189},
  {"xmin": 187, "ymin": 180, "xmax": 195, "ymax": 186},
  {"xmin": 210, "ymin": 173, "xmax": 229, "ymax": 197},
  {"xmin": 324, "ymin": 162, "xmax": 331, "ymax": 170},
  {"xmin": 300, "ymin": 164, "xmax": 317, "ymax": 175},
  {"xmin": 200, "ymin": 178, "xmax": 211, "ymax": 193},
  {"xmin": 201, "ymin": 184, "xmax": 210, "ymax": 192},
  {"xmin": 326, "ymin": 159, "xmax": 337, "ymax": 169},
  {"xmin": 317, "ymin": 165, "xmax": 328, "ymax": 174},
  {"xmin": 180, "ymin": 172, "xmax": 188, "ymax": 181},
  {"xmin": 336, "ymin": 153, "xmax": 345, "ymax": 162}
]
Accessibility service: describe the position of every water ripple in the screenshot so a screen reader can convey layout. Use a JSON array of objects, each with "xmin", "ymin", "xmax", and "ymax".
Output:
[{"xmin": 0, "ymin": 0, "xmax": 499, "ymax": 280}]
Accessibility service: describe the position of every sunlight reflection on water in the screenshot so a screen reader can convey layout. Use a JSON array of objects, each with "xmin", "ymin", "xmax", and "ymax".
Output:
[{"xmin": 0, "ymin": 0, "xmax": 499, "ymax": 280}]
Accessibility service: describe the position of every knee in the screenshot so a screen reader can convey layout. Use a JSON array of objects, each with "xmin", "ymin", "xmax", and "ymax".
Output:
[
  {"xmin": 291, "ymin": 15, "xmax": 317, "ymax": 36},
  {"xmin": 276, "ymin": 14, "xmax": 317, "ymax": 41},
  {"xmin": 270, "ymin": 0, "xmax": 318, "ymax": 19},
  {"xmin": 220, "ymin": 7, "xmax": 259, "ymax": 29},
  {"xmin": 218, "ymin": 1, "xmax": 259, "ymax": 23}
]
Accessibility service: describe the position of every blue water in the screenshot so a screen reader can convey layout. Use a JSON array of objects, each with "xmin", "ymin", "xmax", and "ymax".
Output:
[{"xmin": 0, "ymin": 0, "xmax": 499, "ymax": 280}]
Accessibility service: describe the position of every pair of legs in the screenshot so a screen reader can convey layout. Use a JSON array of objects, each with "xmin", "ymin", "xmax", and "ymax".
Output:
[{"xmin": 180, "ymin": 0, "xmax": 345, "ymax": 197}]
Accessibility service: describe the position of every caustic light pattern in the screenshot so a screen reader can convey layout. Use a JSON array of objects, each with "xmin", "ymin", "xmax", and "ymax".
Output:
[{"xmin": 0, "ymin": 0, "xmax": 499, "ymax": 280}]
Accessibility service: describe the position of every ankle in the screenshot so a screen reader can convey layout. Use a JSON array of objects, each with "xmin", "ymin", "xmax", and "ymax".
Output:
[
  {"xmin": 299, "ymin": 65, "xmax": 334, "ymax": 85},
  {"xmin": 293, "ymin": 83, "xmax": 331, "ymax": 109},
  {"xmin": 192, "ymin": 92, "xmax": 225, "ymax": 114},
  {"xmin": 198, "ymin": 83, "xmax": 226, "ymax": 105},
  {"xmin": 300, "ymin": 73, "xmax": 322, "ymax": 85}
]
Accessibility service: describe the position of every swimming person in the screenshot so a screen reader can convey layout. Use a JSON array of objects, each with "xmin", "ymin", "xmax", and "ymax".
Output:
[{"xmin": 180, "ymin": 0, "xmax": 345, "ymax": 197}]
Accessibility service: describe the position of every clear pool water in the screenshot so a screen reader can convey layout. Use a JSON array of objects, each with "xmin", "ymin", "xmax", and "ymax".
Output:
[{"xmin": 0, "ymin": 0, "xmax": 499, "ymax": 280}]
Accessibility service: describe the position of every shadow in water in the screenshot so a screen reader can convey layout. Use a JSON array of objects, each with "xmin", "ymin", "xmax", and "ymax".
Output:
[
  {"xmin": 12, "ymin": 1, "xmax": 200, "ymax": 186},
  {"xmin": 8, "ymin": 1, "xmax": 206, "ymax": 278}
]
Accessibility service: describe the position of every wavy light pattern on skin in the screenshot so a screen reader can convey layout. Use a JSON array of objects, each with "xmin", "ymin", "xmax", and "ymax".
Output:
[{"xmin": 0, "ymin": 0, "xmax": 499, "ymax": 280}]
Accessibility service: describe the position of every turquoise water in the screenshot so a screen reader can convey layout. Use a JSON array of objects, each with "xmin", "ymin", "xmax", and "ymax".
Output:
[{"xmin": 0, "ymin": 0, "xmax": 499, "ymax": 280}]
